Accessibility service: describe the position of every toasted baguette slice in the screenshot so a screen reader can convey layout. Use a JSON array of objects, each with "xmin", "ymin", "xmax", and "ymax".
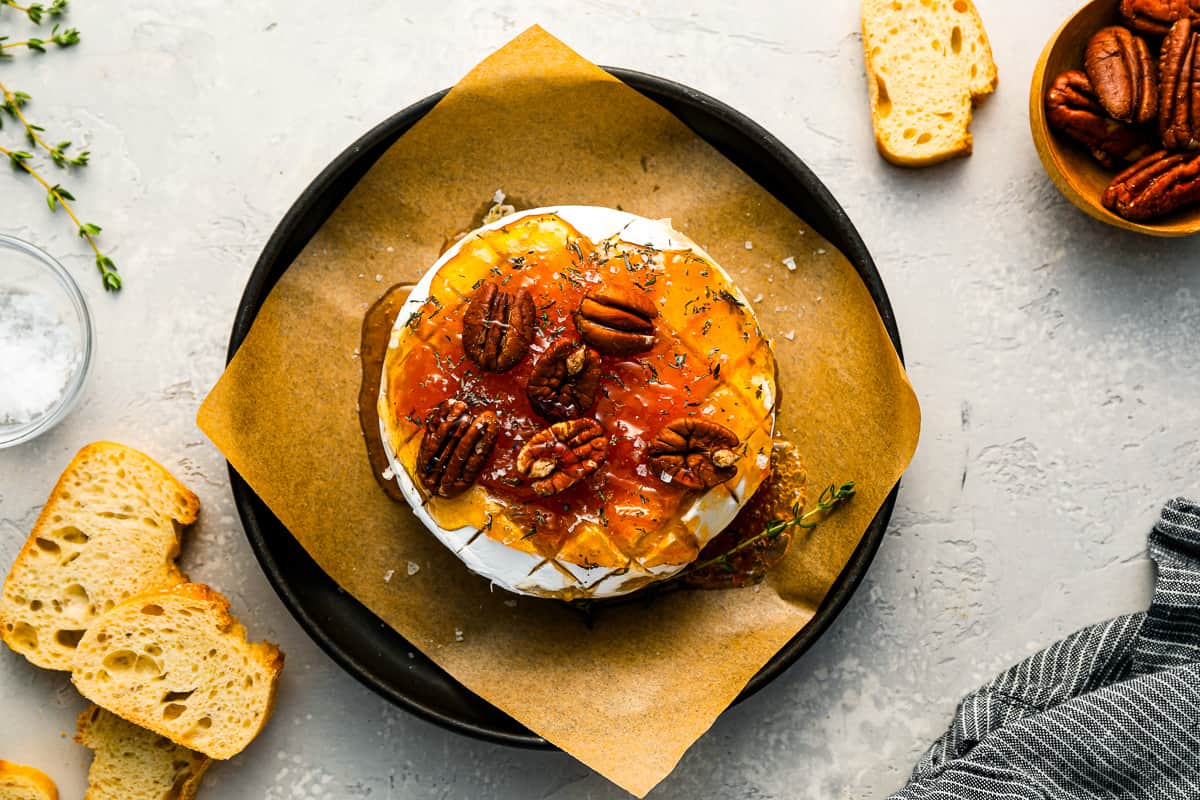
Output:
[
  {"xmin": 862, "ymin": 0, "xmax": 998, "ymax": 166},
  {"xmin": 76, "ymin": 706, "xmax": 211, "ymax": 800},
  {"xmin": 0, "ymin": 761, "xmax": 57, "ymax": 800},
  {"xmin": 0, "ymin": 442, "xmax": 200, "ymax": 671},
  {"xmin": 71, "ymin": 583, "xmax": 284, "ymax": 760}
]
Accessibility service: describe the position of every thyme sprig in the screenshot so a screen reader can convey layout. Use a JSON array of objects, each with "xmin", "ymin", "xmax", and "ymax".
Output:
[
  {"xmin": 1, "ymin": 0, "xmax": 68, "ymax": 25},
  {"xmin": 0, "ymin": 81, "xmax": 88, "ymax": 166},
  {"xmin": 2, "ymin": 144, "xmax": 120, "ymax": 289},
  {"xmin": 2, "ymin": 5, "xmax": 119, "ymax": 290},
  {"xmin": 0, "ymin": 23, "xmax": 78, "ymax": 55},
  {"xmin": 686, "ymin": 481, "xmax": 857, "ymax": 575}
]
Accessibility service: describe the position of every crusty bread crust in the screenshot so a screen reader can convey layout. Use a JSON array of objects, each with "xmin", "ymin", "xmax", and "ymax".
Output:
[
  {"xmin": 863, "ymin": 0, "xmax": 998, "ymax": 166},
  {"xmin": 76, "ymin": 705, "xmax": 211, "ymax": 800},
  {"xmin": 71, "ymin": 583, "xmax": 283, "ymax": 760},
  {"xmin": 0, "ymin": 442, "xmax": 199, "ymax": 671},
  {"xmin": 0, "ymin": 760, "xmax": 58, "ymax": 800}
]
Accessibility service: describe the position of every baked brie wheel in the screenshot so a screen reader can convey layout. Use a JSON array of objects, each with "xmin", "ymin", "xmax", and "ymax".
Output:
[{"xmin": 379, "ymin": 206, "xmax": 777, "ymax": 600}]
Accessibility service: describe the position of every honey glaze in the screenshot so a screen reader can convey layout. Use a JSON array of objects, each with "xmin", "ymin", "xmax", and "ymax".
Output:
[
  {"xmin": 384, "ymin": 211, "xmax": 776, "ymax": 576},
  {"xmin": 359, "ymin": 284, "xmax": 413, "ymax": 503}
]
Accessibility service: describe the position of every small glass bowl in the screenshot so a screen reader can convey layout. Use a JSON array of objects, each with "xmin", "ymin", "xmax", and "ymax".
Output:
[{"xmin": 0, "ymin": 234, "xmax": 94, "ymax": 448}]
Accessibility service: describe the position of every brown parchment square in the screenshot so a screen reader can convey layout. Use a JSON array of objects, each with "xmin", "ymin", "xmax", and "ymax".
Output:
[{"xmin": 197, "ymin": 26, "xmax": 920, "ymax": 797}]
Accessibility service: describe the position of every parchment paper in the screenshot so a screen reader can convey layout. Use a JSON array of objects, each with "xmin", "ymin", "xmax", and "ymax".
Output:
[{"xmin": 197, "ymin": 26, "xmax": 920, "ymax": 797}]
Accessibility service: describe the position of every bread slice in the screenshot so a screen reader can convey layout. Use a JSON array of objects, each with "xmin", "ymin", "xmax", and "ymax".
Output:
[
  {"xmin": 0, "ymin": 761, "xmax": 57, "ymax": 800},
  {"xmin": 71, "ymin": 583, "xmax": 284, "ymax": 760},
  {"xmin": 0, "ymin": 442, "xmax": 200, "ymax": 671},
  {"xmin": 76, "ymin": 705, "xmax": 211, "ymax": 800},
  {"xmin": 862, "ymin": 0, "xmax": 998, "ymax": 166}
]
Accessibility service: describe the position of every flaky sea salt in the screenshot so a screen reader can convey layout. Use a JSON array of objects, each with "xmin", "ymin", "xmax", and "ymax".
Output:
[
  {"xmin": 406, "ymin": 560, "xmax": 420, "ymax": 576},
  {"xmin": 0, "ymin": 287, "xmax": 80, "ymax": 426}
]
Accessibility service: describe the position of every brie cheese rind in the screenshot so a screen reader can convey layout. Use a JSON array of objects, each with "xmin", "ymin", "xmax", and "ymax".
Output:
[{"xmin": 379, "ymin": 206, "xmax": 776, "ymax": 600}]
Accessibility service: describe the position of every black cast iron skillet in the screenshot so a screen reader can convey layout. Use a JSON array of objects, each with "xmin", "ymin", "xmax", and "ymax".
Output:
[{"xmin": 227, "ymin": 68, "xmax": 904, "ymax": 748}]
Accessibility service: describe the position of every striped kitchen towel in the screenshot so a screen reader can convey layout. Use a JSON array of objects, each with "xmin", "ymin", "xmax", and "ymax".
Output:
[{"xmin": 889, "ymin": 497, "xmax": 1200, "ymax": 799}]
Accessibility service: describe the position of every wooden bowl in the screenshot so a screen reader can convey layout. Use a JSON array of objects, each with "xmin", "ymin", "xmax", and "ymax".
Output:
[{"xmin": 1030, "ymin": 0, "xmax": 1200, "ymax": 236}]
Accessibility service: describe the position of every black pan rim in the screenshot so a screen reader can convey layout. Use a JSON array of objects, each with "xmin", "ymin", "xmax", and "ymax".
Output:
[{"xmin": 227, "ymin": 66, "xmax": 903, "ymax": 750}]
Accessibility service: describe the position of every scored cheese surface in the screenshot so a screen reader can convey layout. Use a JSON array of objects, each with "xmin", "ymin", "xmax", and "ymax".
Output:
[{"xmin": 379, "ymin": 207, "xmax": 776, "ymax": 599}]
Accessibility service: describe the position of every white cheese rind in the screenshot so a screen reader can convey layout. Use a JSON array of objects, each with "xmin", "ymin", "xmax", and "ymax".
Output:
[{"xmin": 379, "ymin": 206, "xmax": 774, "ymax": 600}]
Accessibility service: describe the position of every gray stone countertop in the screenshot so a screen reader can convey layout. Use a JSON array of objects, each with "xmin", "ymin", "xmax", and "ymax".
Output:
[{"xmin": 2, "ymin": 1, "xmax": 1198, "ymax": 797}]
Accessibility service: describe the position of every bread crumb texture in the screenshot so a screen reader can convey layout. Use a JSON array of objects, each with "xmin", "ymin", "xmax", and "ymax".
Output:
[
  {"xmin": 862, "ymin": 0, "xmax": 998, "ymax": 166},
  {"xmin": 0, "ymin": 760, "xmax": 58, "ymax": 800},
  {"xmin": 76, "ymin": 705, "xmax": 211, "ymax": 800},
  {"xmin": 0, "ymin": 442, "xmax": 199, "ymax": 671},
  {"xmin": 71, "ymin": 583, "xmax": 284, "ymax": 761}
]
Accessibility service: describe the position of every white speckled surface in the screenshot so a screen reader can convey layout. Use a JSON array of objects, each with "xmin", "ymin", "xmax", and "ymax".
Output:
[{"xmin": 2, "ymin": 1, "xmax": 1198, "ymax": 797}]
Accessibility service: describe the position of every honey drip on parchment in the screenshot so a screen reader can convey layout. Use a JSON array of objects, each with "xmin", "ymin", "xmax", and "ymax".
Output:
[{"xmin": 358, "ymin": 283, "xmax": 413, "ymax": 503}]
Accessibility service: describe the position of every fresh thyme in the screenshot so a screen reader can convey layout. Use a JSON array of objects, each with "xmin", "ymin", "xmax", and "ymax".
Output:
[
  {"xmin": 686, "ymin": 481, "xmax": 857, "ymax": 575},
  {"xmin": 1, "ymin": 81, "xmax": 87, "ymax": 165},
  {"xmin": 0, "ymin": 22, "xmax": 78, "ymax": 53},
  {"xmin": 2, "ymin": 145, "xmax": 119, "ymax": 289},
  {"xmin": 1, "ymin": 8, "xmax": 120, "ymax": 290},
  {"xmin": 0, "ymin": 0, "xmax": 67, "ymax": 25}
]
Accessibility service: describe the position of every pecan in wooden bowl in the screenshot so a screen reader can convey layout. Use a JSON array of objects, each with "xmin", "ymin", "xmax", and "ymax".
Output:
[
  {"xmin": 1032, "ymin": 0, "xmax": 1200, "ymax": 235},
  {"xmin": 377, "ymin": 207, "xmax": 778, "ymax": 600}
]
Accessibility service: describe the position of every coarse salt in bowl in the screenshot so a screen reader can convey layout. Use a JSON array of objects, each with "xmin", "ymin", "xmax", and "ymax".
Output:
[{"xmin": 0, "ymin": 234, "xmax": 93, "ymax": 448}]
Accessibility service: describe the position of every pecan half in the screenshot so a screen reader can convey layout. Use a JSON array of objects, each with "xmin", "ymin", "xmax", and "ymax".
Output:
[
  {"xmin": 1046, "ymin": 70, "xmax": 1155, "ymax": 169},
  {"xmin": 1084, "ymin": 26, "xmax": 1157, "ymax": 124},
  {"xmin": 417, "ymin": 400, "xmax": 500, "ymax": 498},
  {"xmin": 575, "ymin": 283, "xmax": 657, "ymax": 356},
  {"xmin": 1121, "ymin": 0, "xmax": 1200, "ymax": 35},
  {"xmin": 1102, "ymin": 149, "xmax": 1200, "ymax": 219},
  {"xmin": 1159, "ymin": 18, "xmax": 1200, "ymax": 149},
  {"xmin": 526, "ymin": 340, "xmax": 602, "ymax": 421},
  {"xmin": 515, "ymin": 419, "xmax": 609, "ymax": 496},
  {"xmin": 648, "ymin": 419, "xmax": 741, "ymax": 490},
  {"xmin": 462, "ymin": 282, "xmax": 535, "ymax": 372}
]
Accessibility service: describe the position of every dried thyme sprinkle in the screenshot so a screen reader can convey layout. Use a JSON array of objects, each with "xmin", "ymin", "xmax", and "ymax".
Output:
[
  {"xmin": 603, "ymin": 372, "xmax": 627, "ymax": 390},
  {"xmin": 718, "ymin": 288, "xmax": 744, "ymax": 308}
]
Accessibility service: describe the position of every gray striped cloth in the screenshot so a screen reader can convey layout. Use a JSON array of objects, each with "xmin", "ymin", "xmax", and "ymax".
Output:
[{"xmin": 889, "ymin": 497, "xmax": 1200, "ymax": 800}]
